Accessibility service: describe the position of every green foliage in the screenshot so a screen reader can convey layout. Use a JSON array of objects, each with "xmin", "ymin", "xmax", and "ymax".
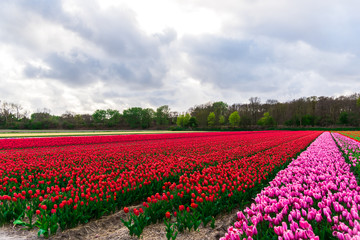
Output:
[
  {"xmin": 257, "ymin": 112, "xmax": 276, "ymax": 127},
  {"xmin": 188, "ymin": 116, "xmax": 198, "ymax": 128},
  {"xmin": 339, "ymin": 112, "xmax": 349, "ymax": 125},
  {"xmin": 301, "ymin": 114, "xmax": 315, "ymax": 126},
  {"xmin": 123, "ymin": 107, "xmax": 154, "ymax": 129},
  {"xmin": 176, "ymin": 114, "xmax": 193, "ymax": 128},
  {"xmin": 92, "ymin": 109, "xmax": 121, "ymax": 127},
  {"xmin": 212, "ymin": 101, "xmax": 228, "ymax": 123},
  {"xmin": 29, "ymin": 112, "xmax": 59, "ymax": 129},
  {"xmin": 3, "ymin": 93, "xmax": 360, "ymax": 130},
  {"xmin": 176, "ymin": 115, "xmax": 184, "ymax": 127},
  {"xmin": 123, "ymin": 107, "xmax": 143, "ymax": 128},
  {"xmin": 141, "ymin": 108, "xmax": 155, "ymax": 129},
  {"xmin": 121, "ymin": 213, "xmax": 150, "ymax": 238},
  {"xmin": 207, "ymin": 112, "xmax": 216, "ymax": 127},
  {"xmin": 155, "ymin": 105, "xmax": 170, "ymax": 126},
  {"xmin": 106, "ymin": 109, "xmax": 121, "ymax": 127},
  {"xmin": 183, "ymin": 114, "xmax": 190, "ymax": 127},
  {"xmin": 92, "ymin": 110, "xmax": 107, "ymax": 124},
  {"xmin": 240, "ymin": 115, "xmax": 251, "ymax": 127},
  {"xmin": 62, "ymin": 121, "xmax": 74, "ymax": 129},
  {"xmin": 165, "ymin": 219, "xmax": 178, "ymax": 240},
  {"xmin": 228, "ymin": 111, "xmax": 240, "ymax": 127},
  {"xmin": 219, "ymin": 115, "xmax": 225, "ymax": 125}
]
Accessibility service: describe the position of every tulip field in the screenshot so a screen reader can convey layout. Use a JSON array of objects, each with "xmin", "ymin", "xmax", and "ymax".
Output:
[
  {"xmin": 2, "ymin": 130, "xmax": 360, "ymax": 239},
  {"xmin": 222, "ymin": 132, "xmax": 360, "ymax": 240}
]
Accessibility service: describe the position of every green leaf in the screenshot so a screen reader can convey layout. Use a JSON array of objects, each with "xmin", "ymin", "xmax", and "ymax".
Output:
[
  {"xmin": 38, "ymin": 228, "xmax": 48, "ymax": 237},
  {"xmin": 13, "ymin": 219, "xmax": 26, "ymax": 226},
  {"xmin": 50, "ymin": 223, "xmax": 59, "ymax": 235}
]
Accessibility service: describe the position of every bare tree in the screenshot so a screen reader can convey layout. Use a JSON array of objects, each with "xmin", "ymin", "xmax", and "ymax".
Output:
[
  {"xmin": 249, "ymin": 97, "xmax": 261, "ymax": 125},
  {"xmin": 11, "ymin": 103, "xmax": 23, "ymax": 119}
]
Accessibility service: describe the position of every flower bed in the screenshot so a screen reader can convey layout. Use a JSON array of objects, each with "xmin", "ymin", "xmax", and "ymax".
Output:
[
  {"xmin": 0, "ymin": 131, "xmax": 319, "ymax": 238},
  {"xmin": 332, "ymin": 132, "xmax": 360, "ymax": 188},
  {"xmin": 221, "ymin": 132, "xmax": 360, "ymax": 240},
  {"xmin": 0, "ymin": 131, "xmax": 253, "ymax": 149},
  {"xmin": 121, "ymin": 131, "xmax": 321, "ymax": 238}
]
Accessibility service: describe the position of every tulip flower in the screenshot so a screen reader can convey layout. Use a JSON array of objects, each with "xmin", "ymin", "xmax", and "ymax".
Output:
[{"xmin": 221, "ymin": 132, "xmax": 360, "ymax": 239}]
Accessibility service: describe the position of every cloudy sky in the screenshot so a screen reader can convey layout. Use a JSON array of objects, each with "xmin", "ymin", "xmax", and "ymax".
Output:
[{"xmin": 1, "ymin": 0, "xmax": 360, "ymax": 115}]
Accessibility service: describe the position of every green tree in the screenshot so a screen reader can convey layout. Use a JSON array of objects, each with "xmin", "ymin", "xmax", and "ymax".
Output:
[
  {"xmin": 257, "ymin": 112, "xmax": 276, "ymax": 127},
  {"xmin": 92, "ymin": 109, "xmax": 107, "ymax": 124},
  {"xmin": 188, "ymin": 116, "xmax": 198, "ymax": 128},
  {"xmin": 301, "ymin": 115, "xmax": 315, "ymax": 126},
  {"xmin": 228, "ymin": 111, "xmax": 240, "ymax": 127},
  {"xmin": 176, "ymin": 113, "xmax": 191, "ymax": 127},
  {"xmin": 183, "ymin": 113, "xmax": 191, "ymax": 127},
  {"xmin": 106, "ymin": 109, "xmax": 121, "ymax": 127},
  {"xmin": 30, "ymin": 110, "xmax": 59, "ymax": 129},
  {"xmin": 155, "ymin": 105, "xmax": 170, "ymax": 126},
  {"xmin": 176, "ymin": 114, "xmax": 184, "ymax": 127},
  {"xmin": 207, "ymin": 112, "xmax": 216, "ymax": 127},
  {"xmin": 219, "ymin": 115, "xmax": 225, "ymax": 125},
  {"xmin": 339, "ymin": 112, "xmax": 349, "ymax": 125},
  {"xmin": 212, "ymin": 101, "xmax": 228, "ymax": 124},
  {"xmin": 123, "ymin": 107, "xmax": 143, "ymax": 128},
  {"xmin": 141, "ymin": 108, "xmax": 155, "ymax": 128}
]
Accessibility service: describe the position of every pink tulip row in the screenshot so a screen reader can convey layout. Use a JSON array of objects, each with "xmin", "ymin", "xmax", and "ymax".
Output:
[
  {"xmin": 221, "ymin": 132, "xmax": 360, "ymax": 240},
  {"xmin": 332, "ymin": 132, "xmax": 360, "ymax": 167}
]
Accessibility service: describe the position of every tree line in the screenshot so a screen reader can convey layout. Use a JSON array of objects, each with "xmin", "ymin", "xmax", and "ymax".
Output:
[{"xmin": 1, "ymin": 93, "xmax": 360, "ymax": 130}]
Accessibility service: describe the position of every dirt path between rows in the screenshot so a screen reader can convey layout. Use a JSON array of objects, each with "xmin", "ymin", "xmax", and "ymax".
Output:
[{"xmin": 0, "ymin": 206, "xmax": 238, "ymax": 240}]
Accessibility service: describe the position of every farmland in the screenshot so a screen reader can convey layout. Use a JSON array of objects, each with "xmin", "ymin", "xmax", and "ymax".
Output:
[
  {"xmin": 2, "ymin": 130, "xmax": 360, "ymax": 239},
  {"xmin": 0, "ymin": 130, "xmax": 194, "ymax": 138}
]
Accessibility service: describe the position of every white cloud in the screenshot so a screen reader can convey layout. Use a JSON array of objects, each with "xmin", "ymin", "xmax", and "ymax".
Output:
[{"xmin": 0, "ymin": 0, "xmax": 360, "ymax": 115}]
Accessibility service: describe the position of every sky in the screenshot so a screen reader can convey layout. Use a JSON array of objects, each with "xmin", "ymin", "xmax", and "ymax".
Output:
[{"xmin": 1, "ymin": 0, "xmax": 360, "ymax": 115}]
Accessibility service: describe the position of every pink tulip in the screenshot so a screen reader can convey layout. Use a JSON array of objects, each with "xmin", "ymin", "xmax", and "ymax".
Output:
[
  {"xmin": 315, "ymin": 212, "xmax": 322, "ymax": 222},
  {"xmin": 283, "ymin": 230, "xmax": 295, "ymax": 240},
  {"xmin": 222, "ymin": 132, "xmax": 360, "ymax": 239},
  {"xmin": 299, "ymin": 218, "xmax": 311, "ymax": 229}
]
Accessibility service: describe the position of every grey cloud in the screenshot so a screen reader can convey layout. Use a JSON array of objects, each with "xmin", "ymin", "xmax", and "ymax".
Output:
[
  {"xmin": 182, "ymin": 33, "xmax": 360, "ymax": 93},
  {"xmin": 53, "ymin": 3, "xmax": 165, "ymax": 60},
  {"xmin": 0, "ymin": 0, "xmax": 65, "ymax": 47},
  {"xmin": 178, "ymin": 1, "xmax": 360, "ymax": 54},
  {"xmin": 182, "ymin": 35, "xmax": 277, "ymax": 91},
  {"xmin": 24, "ymin": 50, "xmax": 167, "ymax": 88},
  {"xmin": 183, "ymin": 36, "xmax": 267, "ymax": 61},
  {"xmin": 24, "ymin": 52, "xmax": 102, "ymax": 85},
  {"xmin": 154, "ymin": 29, "xmax": 177, "ymax": 45},
  {"xmin": 18, "ymin": 0, "xmax": 64, "ymax": 20},
  {"xmin": 101, "ymin": 89, "xmax": 177, "ymax": 108},
  {"xmin": 9, "ymin": 0, "xmax": 173, "ymax": 88},
  {"xmin": 231, "ymin": 1, "xmax": 360, "ymax": 55},
  {"xmin": 2, "ymin": 0, "xmax": 360, "ymax": 115}
]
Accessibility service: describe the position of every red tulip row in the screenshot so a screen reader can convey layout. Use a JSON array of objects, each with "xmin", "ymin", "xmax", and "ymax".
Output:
[
  {"xmin": 0, "ymin": 131, "xmax": 321, "ymax": 238},
  {"xmin": 0, "ymin": 131, "xmax": 266, "ymax": 150},
  {"xmin": 121, "ymin": 131, "xmax": 322, "ymax": 238}
]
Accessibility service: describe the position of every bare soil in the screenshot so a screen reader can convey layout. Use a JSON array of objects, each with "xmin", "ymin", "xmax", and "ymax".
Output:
[{"xmin": 0, "ymin": 205, "xmax": 238, "ymax": 240}]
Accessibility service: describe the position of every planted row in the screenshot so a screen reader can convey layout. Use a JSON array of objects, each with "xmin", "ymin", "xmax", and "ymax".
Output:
[
  {"xmin": 0, "ymin": 131, "xmax": 259, "ymax": 150},
  {"xmin": 221, "ymin": 132, "xmax": 360, "ymax": 240},
  {"xmin": 121, "ymin": 131, "xmax": 321, "ymax": 238},
  {"xmin": 0, "ymin": 131, "xmax": 316, "ymax": 237},
  {"xmin": 332, "ymin": 132, "xmax": 360, "ymax": 188}
]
